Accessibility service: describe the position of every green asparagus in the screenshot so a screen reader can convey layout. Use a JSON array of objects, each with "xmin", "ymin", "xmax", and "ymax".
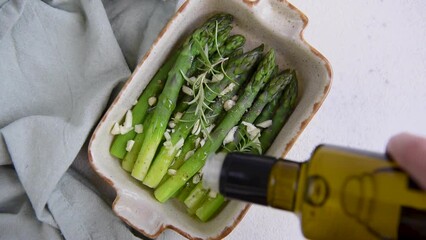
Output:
[
  {"xmin": 195, "ymin": 70, "xmax": 294, "ymax": 221},
  {"xmin": 202, "ymin": 46, "xmax": 261, "ymax": 126},
  {"xmin": 195, "ymin": 194, "xmax": 226, "ymax": 222},
  {"xmin": 154, "ymin": 50, "xmax": 276, "ymax": 202},
  {"xmin": 189, "ymin": 34, "xmax": 246, "ymax": 78},
  {"xmin": 184, "ymin": 182, "xmax": 208, "ymax": 211},
  {"xmin": 254, "ymin": 91, "xmax": 281, "ymax": 125},
  {"xmin": 131, "ymin": 14, "xmax": 233, "ymax": 181},
  {"xmin": 108, "ymin": 11, "xmax": 303, "ymax": 222},
  {"xmin": 121, "ymin": 113, "xmax": 153, "ymax": 171},
  {"xmin": 259, "ymin": 70, "xmax": 298, "ymax": 151},
  {"xmin": 169, "ymin": 134, "xmax": 198, "ymax": 171},
  {"xmin": 143, "ymin": 46, "xmax": 263, "ymax": 188},
  {"xmin": 225, "ymin": 70, "xmax": 294, "ymax": 152},
  {"xmin": 173, "ymin": 34, "xmax": 245, "ymax": 114},
  {"xmin": 158, "ymin": 134, "xmax": 199, "ymax": 186},
  {"xmin": 196, "ymin": 70, "xmax": 292, "ymax": 221},
  {"xmin": 109, "ymin": 50, "xmax": 180, "ymax": 159},
  {"xmin": 166, "ymin": 47, "xmax": 253, "ymax": 176},
  {"xmin": 177, "ymin": 179, "xmax": 197, "ymax": 202}
]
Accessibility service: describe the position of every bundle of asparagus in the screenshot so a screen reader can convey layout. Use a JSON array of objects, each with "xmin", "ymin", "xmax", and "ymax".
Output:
[{"xmin": 109, "ymin": 13, "xmax": 299, "ymax": 222}]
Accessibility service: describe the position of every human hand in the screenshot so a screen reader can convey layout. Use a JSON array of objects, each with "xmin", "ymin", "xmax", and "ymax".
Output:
[{"xmin": 387, "ymin": 133, "xmax": 426, "ymax": 190}]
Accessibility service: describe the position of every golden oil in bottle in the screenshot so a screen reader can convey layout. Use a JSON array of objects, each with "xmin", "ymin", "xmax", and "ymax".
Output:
[{"xmin": 203, "ymin": 145, "xmax": 426, "ymax": 240}]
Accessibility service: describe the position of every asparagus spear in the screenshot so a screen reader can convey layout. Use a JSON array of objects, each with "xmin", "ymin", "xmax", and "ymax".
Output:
[
  {"xmin": 177, "ymin": 178, "xmax": 197, "ymax": 202},
  {"xmin": 259, "ymin": 71, "xmax": 298, "ymax": 151},
  {"xmin": 224, "ymin": 48, "xmax": 244, "ymax": 63},
  {"xmin": 158, "ymin": 46, "xmax": 249, "ymax": 184},
  {"xmin": 170, "ymin": 134, "xmax": 199, "ymax": 171},
  {"xmin": 184, "ymin": 182, "xmax": 208, "ymax": 212},
  {"xmin": 142, "ymin": 46, "xmax": 264, "ymax": 187},
  {"xmin": 109, "ymin": 50, "xmax": 180, "ymax": 159},
  {"xmin": 121, "ymin": 113, "xmax": 153, "ymax": 171},
  {"xmin": 271, "ymin": 65, "xmax": 279, "ymax": 78},
  {"xmin": 188, "ymin": 70, "xmax": 291, "ymax": 220},
  {"xmin": 195, "ymin": 194, "xmax": 226, "ymax": 222},
  {"xmin": 185, "ymin": 181, "xmax": 213, "ymax": 215},
  {"xmin": 195, "ymin": 70, "xmax": 294, "ymax": 221},
  {"xmin": 154, "ymin": 50, "xmax": 276, "ymax": 202},
  {"xmin": 131, "ymin": 14, "xmax": 233, "ymax": 181},
  {"xmin": 157, "ymin": 134, "xmax": 199, "ymax": 186},
  {"xmin": 189, "ymin": 34, "xmax": 246, "ymax": 79},
  {"xmin": 201, "ymin": 46, "xmax": 258, "ymax": 126},
  {"xmin": 165, "ymin": 47, "xmax": 247, "ymax": 176},
  {"xmin": 225, "ymin": 70, "xmax": 294, "ymax": 152},
  {"xmin": 173, "ymin": 35, "xmax": 245, "ymax": 114},
  {"xmin": 254, "ymin": 91, "xmax": 281, "ymax": 125},
  {"xmin": 160, "ymin": 46, "xmax": 247, "ymax": 181}
]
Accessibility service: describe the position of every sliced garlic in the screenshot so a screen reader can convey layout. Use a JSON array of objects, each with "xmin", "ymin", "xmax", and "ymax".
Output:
[
  {"xmin": 148, "ymin": 96, "xmax": 157, "ymax": 106},
  {"xmin": 110, "ymin": 122, "xmax": 120, "ymax": 135},
  {"xmin": 200, "ymin": 138, "xmax": 206, "ymax": 147},
  {"xmin": 231, "ymin": 95, "xmax": 238, "ymax": 101},
  {"xmin": 165, "ymin": 138, "xmax": 185, "ymax": 155},
  {"xmin": 167, "ymin": 169, "xmax": 177, "ymax": 176},
  {"xmin": 175, "ymin": 138, "xmax": 185, "ymax": 150},
  {"xmin": 202, "ymin": 124, "xmax": 215, "ymax": 138},
  {"xmin": 192, "ymin": 174, "xmax": 201, "ymax": 184},
  {"xmin": 182, "ymin": 85, "xmax": 194, "ymax": 96},
  {"xmin": 174, "ymin": 112, "xmax": 183, "ymax": 121},
  {"xmin": 223, "ymin": 126, "xmax": 238, "ymax": 145},
  {"xmin": 168, "ymin": 121, "xmax": 176, "ymax": 129},
  {"xmin": 223, "ymin": 99, "xmax": 236, "ymax": 111},
  {"xmin": 126, "ymin": 140, "xmax": 135, "ymax": 152},
  {"xmin": 208, "ymin": 191, "xmax": 218, "ymax": 198},
  {"xmin": 163, "ymin": 141, "xmax": 173, "ymax": 148},
  {"xmin": 211, "ymin": 73, "xmax": 224, "ymax": 82},
  {"xmin": 242, "ymin": 121, "xmax": 261, "ymax": 140},
  {"xmin": 192, "ymin": 119, "xmax": 201, "ymax": 135},
  {"xmin": 119, "ymin": 125, "xmax": 133, "ymax": 135},
  {"xmin": 164, "ymin": 131, "xmax": 171, "ymax": 141},
  {"xmin": 123, "ymin": 110, "xmax": 133, "ymax": 128},
  {"xmin": 134, "ymin": 124, "xmax": 143, "ymax": 134},
  {"xmin": 195, "ymin": 137, "xmax": 201, "ymax": 148},
  {"xmin": 185, "ymin": 150, "xmax": 195, "ymax": 160},
  {"xmin": 256, "ymin": 120, "xmax": 272, "ymax": 128},
  {"xmin": 220, "ymin": 83, "xmax": 236, "ymax": 96}
]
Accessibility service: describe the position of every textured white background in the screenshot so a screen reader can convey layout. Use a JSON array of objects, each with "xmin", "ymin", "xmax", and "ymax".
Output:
[{"xmin": 164, "ymin": 0, "xmax": 426, "ymax": 239}]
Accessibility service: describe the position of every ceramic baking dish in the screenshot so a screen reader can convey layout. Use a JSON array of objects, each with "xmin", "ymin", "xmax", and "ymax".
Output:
[{"xmin": 88, "ymin": 0, "xmax": 332, "ymax": 239}]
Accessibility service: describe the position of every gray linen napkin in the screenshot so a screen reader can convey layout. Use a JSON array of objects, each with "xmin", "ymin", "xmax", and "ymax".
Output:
[{"xmin": 0, "ymin": 0, "xmax": 177, "ymax": 239}]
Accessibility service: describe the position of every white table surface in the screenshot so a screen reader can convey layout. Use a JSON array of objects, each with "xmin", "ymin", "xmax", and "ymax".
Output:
[{"xmin": 162, "ymin": 0, "xmax": 426, "ymax": 239}]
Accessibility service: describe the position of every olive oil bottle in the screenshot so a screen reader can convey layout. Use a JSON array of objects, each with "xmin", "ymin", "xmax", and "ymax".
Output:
[{"xmin": 203, "ymin": 145, "xmax": 426, "ymax": 239}]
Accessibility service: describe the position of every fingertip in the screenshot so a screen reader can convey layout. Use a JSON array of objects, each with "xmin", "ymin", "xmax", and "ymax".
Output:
[
  {"xmin": 387, "ymin": 132, "xmax": 426, "ymax": 164},
  {"xmin": 387, "ymin": 133, "xmax": 410, "ymax": 161},
  {"xmin": 385, "ymin": 132, "xmax": 426, "ymax": 189}
]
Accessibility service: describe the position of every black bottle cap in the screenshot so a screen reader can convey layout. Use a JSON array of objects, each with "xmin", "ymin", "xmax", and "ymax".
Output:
[{"xmin": 219, "ymin": 152, "xmax": 277, "ymax": 205}]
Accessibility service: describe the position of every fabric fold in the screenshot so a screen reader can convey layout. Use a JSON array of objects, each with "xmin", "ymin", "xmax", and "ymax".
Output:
[
  {"xmin": 0, "ymin": 0, "xmax": 177, "ymax": 238},
  {"xmin": 0, "ymin": 0, "xmax": 27, "ymax": 41}
]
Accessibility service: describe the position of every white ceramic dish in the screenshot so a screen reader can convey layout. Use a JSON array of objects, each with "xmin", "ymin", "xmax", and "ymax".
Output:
[{"xmin": 88, "ymin": 0, "xmax": 332, "ymax": 239}]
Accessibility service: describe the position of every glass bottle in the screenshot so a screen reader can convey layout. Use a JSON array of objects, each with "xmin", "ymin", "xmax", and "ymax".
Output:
[{"xmin": 203, "ymin": 145, "xmax": 426, "ymax": 240}]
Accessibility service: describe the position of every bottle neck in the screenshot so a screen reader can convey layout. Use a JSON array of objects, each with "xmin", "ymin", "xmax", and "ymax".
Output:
[
  {"xmin": 218, "ymin": 152, "xmax": 277, "ymax": 205},
  {"xmin": 215, "ymin": 152, "xmax": 305, "ymax": 211},
  {"xmin": 267, "ymin": 159, "xmax": 305, "ymax": 212}
]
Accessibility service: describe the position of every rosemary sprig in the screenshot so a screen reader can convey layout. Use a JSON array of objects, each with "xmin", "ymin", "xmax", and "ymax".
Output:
[
  {"xmin": 181, "ymin": 21, "xmax": 230, "ymax": 136},
  {"xmin": 236, "ymin": 129, "xmax": 262, "ymax": 154}
]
